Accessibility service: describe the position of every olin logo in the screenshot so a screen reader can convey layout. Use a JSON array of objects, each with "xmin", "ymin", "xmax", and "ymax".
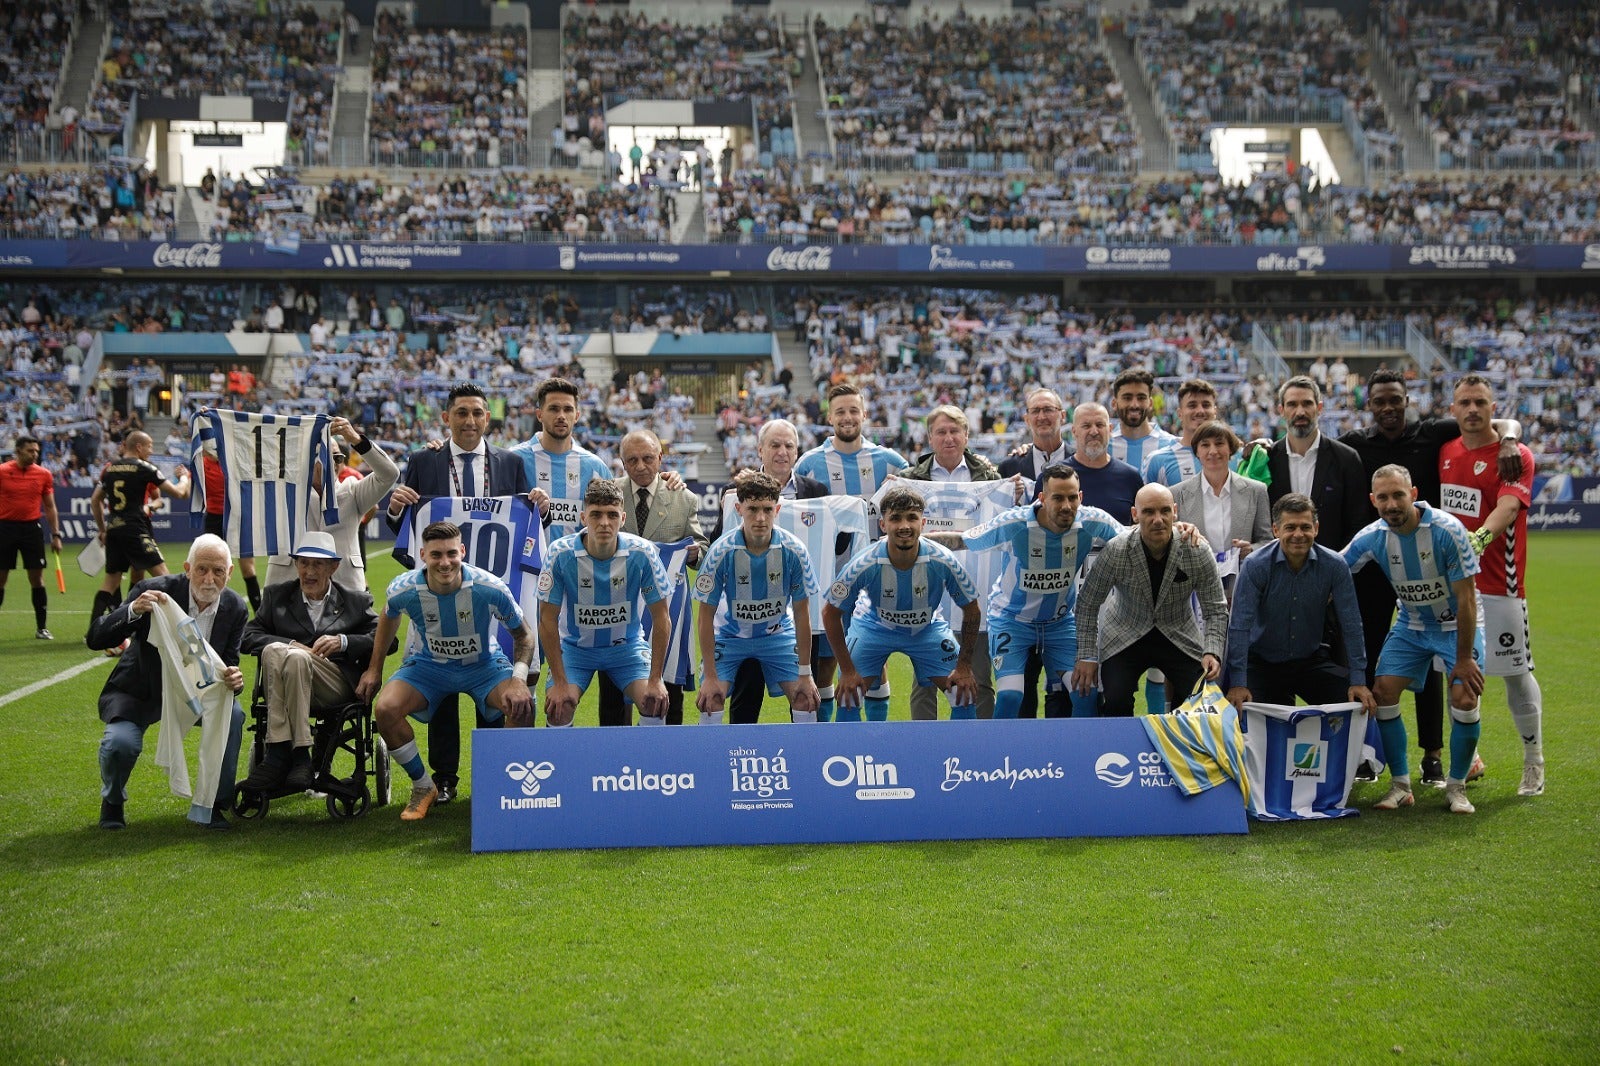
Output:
[{"xmin": 822, "ymin": 754, "xmax": 914, "ymax": 800}]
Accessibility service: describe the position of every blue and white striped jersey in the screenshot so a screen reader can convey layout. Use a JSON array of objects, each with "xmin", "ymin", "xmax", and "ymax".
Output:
[
  {"xmin": 795, "ymin": 438, "xmax": 909, "ymax": 500},
  {"xmin": 718, "ymin": 494, "xmax": 871, "ymax": 630},
  {"xmin": 693, "ymin": 526, "xmax": 820, "ymax": 641},
  {"xmin": 1110, "ymin": 425, "xmax": 1177, "ymax": 475},
  {"xmin": 540, "ymin": 531, "xmax": 669, "ymax": 650},
  {"xmin": 1142, "ymin": 441, "xmax": 1198, "ymax": 486},
  {"xmin": 648, "ymin": 537, "xmax": 697, "ymax": 688},
  {"xmin": 1342, "ymin": 503, "xmax": 1479, "ymax": 633},
  {"xmin": 963, "ymin": 503, "xmax": 1124, "ymax": 626},
  {"xmin": 393, "ymin": 495, "xmax": 545, "ymax": 661},
  {"xmin": 872, "ymin": 478, "xmax": 1023, "ymax": 623},
  {"xmin": 509, "ymin": 436, "xmax": 612, "ymax": 541},
  {"xmin": 385, "ymin": 562, "xmax": 525, "ymax": 666},
  {"xmin": 825, "ymin": 539, "xmax": 977, "ymax": 635},
  {"xmin": 190, "ymin": 408, "xmax": 339, "ymax": 557}
]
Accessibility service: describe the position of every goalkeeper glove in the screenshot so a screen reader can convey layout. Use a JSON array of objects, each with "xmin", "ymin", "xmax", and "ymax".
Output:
[{"xmin": 1468, "ymin": 526, "xmax": 1494, "ymax": 555}]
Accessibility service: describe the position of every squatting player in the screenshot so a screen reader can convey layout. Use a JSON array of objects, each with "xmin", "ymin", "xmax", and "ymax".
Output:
[
  {"xmin": 1343, "ymin": 466, "xmax": 1485, "ymax": 815},
  {"xmin": 821, "ymin": 487, "xmax": 981, "ymax": 721},
  {"xmin": 539, "ymin": 482, "xmax": 672, "ymax": 727},
  {"xmin": 693, "ymin": 471, "xmax": 821, "ymax": 723},
  {"xmin": 357, "ymin": 521, "xmax": 536, "ymax": 821},
  {"xmin": 926, "ymin": 464, "xmax": 1123, "ymax": 719},
  {"xmin": 1439, "ymin": 374, "xmax": 1545, "ymax": 797}
]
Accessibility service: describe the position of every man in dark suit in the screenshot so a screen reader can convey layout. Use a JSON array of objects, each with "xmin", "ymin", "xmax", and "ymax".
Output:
[
  {"xmin": 383, "ymin": 383, "xmax": 529, "ymax": 805},
  {"xmin": 239, "ymin": 532, "xmax": 385, "ymax": 792},
  {"xmin": 1264, "ymin": 376, "xmax": 1369, "ymax": 549},
  {"xmin": 596, "ymin": 430, "xmax": 709, "ymax": 725},
  {"xmin": 87, "ymin": 534, "xmax": 248, "ymax": 831},
  {"xmin": 711, "ymin": 419, "xmax": 827, "ymax": 721}
]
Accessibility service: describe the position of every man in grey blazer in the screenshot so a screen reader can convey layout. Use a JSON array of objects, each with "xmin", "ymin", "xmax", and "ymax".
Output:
[
  {"xmin": 1072, "ymin": 484, "xmax": 1229, "ymax": 716},
  {"xmin": 597, "ymin": 430, "xmax": 710, "ymax": 725}
]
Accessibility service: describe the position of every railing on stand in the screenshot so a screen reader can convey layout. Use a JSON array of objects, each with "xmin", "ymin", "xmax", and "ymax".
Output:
[
  {"xmin": 1406, "ymin": 321, "xmax": 1449, "ymax": 374},
  {"xmin": 1251, "ymin": 323, "xmax": 1294, "ymax": 384}
]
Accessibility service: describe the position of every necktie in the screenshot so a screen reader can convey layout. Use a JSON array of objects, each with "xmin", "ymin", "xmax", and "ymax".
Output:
[
  {"xmin": 460, "ymin": 451, "xmax": 476, "ymax": 497},
  {"xmin": 635, "ymin": 486, "xmax": 650, "ymax": 533}
]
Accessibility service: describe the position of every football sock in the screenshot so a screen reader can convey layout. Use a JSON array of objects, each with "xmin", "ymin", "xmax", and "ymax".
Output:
[
  {"xmin": 390, "ymin": 740, "xmax": 429, "ymax": 785},
  {"xmin": 1448, "ymin": 719, "xmax": 1483, "ymax": 784},
  {"xmin": 816, "ymin": 686, "xmax": 835, "ymax": 723},
  {"xmin": 834, "ymin": 703, "xmax": 862, "ymax": 723},
  {"xmin": 1069, "ymin": 689, "xmax": 1098, "ymax": 717},
  {"xmin": 948, "ymin": 703, "xmax": 977, "ymax": 720},
  {"xmin": 994, "ymin": 690, "xmax": 1023, "ymax": 719},
  {"xmin": 1504, "ymin": 673, "xmax": 1544, "ymax": 763},
  {"xmin": 1376, "ymin": 709, "xmax": 1410, "ymax": 779},
  {"xmin": 90, "ymin": 589, "xmax": 117, "ymax": 624},
  {"xmin": 1144, "ymin": 677, "xmax": 1167, "ymax": 715},
  {"xmin": 864, "ymin": 696, "xmax": 889, "ymax": 722},
  {"xmin": 699, "ymin": 710, "xmax": 724, "ymax": 726},
  {"xmin": 790, "ymin": 709, "xmax": 817, "ymax": 724},
  {"xmin": 31, "ymin": 586, "xmax": 47, "ymax": 628},
  {"xmin": 243, "ymin": 574, "xmax": 261, "ymax": 612}
]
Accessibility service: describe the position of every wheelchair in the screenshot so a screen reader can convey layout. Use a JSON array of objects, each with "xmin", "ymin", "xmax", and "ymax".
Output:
[{"xmin": 233, "ymin": 677, "xmax": 391, "ymax": 820}]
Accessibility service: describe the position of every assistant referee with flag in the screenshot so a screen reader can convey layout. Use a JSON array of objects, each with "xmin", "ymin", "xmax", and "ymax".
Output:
[{"xmin": 0, "ymin": 435, "xmax": 64, "ymax": 639}]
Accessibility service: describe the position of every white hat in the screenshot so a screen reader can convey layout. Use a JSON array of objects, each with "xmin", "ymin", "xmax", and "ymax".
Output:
[{"xmin": 290, "ymin": 531, "xmax": 339, "ymax": 560}]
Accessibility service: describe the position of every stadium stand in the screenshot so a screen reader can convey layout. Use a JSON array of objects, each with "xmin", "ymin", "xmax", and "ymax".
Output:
[{"xmin": 0, "ymin": 2, "xmax": 79, "ymax": 156}]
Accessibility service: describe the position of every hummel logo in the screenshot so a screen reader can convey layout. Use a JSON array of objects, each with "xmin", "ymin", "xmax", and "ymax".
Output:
[{"xmin": 1521, "ymin": 733, "xmax": 1536, "ymax": 744}]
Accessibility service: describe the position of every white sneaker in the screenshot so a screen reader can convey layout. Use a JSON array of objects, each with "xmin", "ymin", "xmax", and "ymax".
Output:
[
  {"xmin": 1466, "ymin": 751, "xmax": 1487, "ymax": 782},
  {"xmin": 1445, "ymin": 781, "xmax": 1475, "ymax": 814},
  {"xmin": 1517, "ymin": 762, "xmax": 1545, "ymax": 797},
  {"xmin": 1373, "ymin": 782, "xmax": 1414, "ymax": 810}
]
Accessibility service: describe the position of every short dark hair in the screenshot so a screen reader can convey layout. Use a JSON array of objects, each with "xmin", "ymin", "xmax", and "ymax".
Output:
[
  {"xmin": 1038, "ymin": 462, "xmax": 1080, "ymax": 491},
  {"xmin": 1190, "ymin": 420, "xmax": 1241, "ymax": 454},
  {"xmin": 827, "ymin": 382, "xmax": 862, "ymax": 403},
  {"xmin": 421, "ymin": 521, "xmax": 461, "ymax": 543},
  {"xmin": 445, "ymin": 383, "xmax": 488, "ymax": 409},
  {"xmin": 14, "ymin": 435, "xmax": 39, "ymax": 450},
  {"xmin": 1454, "ymin": 373, "xmax": 1495, "ymax": 395},
  {"xmin": 583, "ymin": 480, "xmax": 624, "ymax": 509},
  {"xmin": 1271, "ymin": 493, "xmax": 1318, "ymax": 525},
  {"xmin": 733, "ymin": 470, "xmax": 781, "ymax": 503},
  {"xmin": 536, "ymin": 377, "xmax": 581, "ymax": 406},
  {"xmin": 877, "ymin": 486, "xmax": 926, "ymax": 517},
  {"xmin": 1367, "ymin": 368, "xmax": 1407, "ymax": 392},
  {"xmin": 1277, "ymin": 375, "xmax": 1322, "ymax": 404},
  {"xmin": 1177, "ymin": 379, "xmax": 1217, "ymax": 403},
  {"xmin": 1112, "ymin": 368, "xmax": 1154, "ymax": 396}
]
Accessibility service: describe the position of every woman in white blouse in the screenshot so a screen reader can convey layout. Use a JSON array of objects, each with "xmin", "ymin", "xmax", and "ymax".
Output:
[{"xmin": 1171, "ymin": 421, "xmax": 1272, "ymax": 599}]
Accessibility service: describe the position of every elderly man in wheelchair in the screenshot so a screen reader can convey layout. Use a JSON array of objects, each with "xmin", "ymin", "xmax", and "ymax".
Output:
[{"xmin": 238, "ymin": 532, "xmax": 392, "ymax": 814}]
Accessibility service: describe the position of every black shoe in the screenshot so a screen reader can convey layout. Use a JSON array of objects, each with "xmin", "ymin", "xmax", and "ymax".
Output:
[
  {"xmin": 435, "ymin": 776, "xmax": 458, "ymax": 805},
  {"xmin": 1420, "ymin": 755, "xmax": 1446, "ymax": 789},
  {"xmin": 1354, "ymin": 760, "xmax": 1380, "ymax": 783},
  {"xmin": 99, "ymin": 800, "xmax": 125, "ymax": 830},
  {"xmin": 284, "ymin": 747, "xmax": 315, "ymax": 791},
  {"xmin": 206, "ymin": 809, "xmax": 232, "ymax": 832},
  {"xmin": 241, "ymin": 742, "xmax": 292, "ymax": 793}
]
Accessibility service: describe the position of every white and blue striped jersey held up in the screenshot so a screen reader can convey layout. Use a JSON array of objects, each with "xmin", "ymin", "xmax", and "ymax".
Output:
[
  {"xmin": 1341, "ymin": 503, "xmax": 1480, "ymax": 633},
  {"xmin": 825, "ymin": 539, "xmax": 978, "ymax": 635},
  {"xmin": 385, "ymin": 563, "xmax": 526, "ymax": 666},
  {"xmin": 647, "ymin": 537, "xmax": 697, "ymax": 688},
  {"xmin": 190, "ymin": 408, "xmax": 339, "ymax": 557},
  {"xmin": 541, "ymin": 531, "xmax": 670, "ymax": 650},
  {"xmin": 962, "ymin": 503, "xmax": 1124, "ymax": 626},
  {"xmin": 795, "ymin": 439, "xmax": 909, "ymax": 500},
  {"xmin": 694, "ymin": 526, "xmax": 820, "ymax": 641},
  {"xmin": 872, "ymin": 478, "xmax": 1024, "ymax": 623},
  {"xmin": 509, "ymin": 437, "xmax": 612, "ymax": 541}
]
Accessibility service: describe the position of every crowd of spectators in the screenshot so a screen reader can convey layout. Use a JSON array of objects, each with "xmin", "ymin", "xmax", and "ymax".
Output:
[
  {"xmin": 815, "ymin": 6, "xmax": 1135, "ymax": 174},
  {"xmin": 1381, "ymin": 0, "xmax": 1596, "ymax": 170},
  {"xmin": 563, "ymin": 11, "xmax": 795, "ymax": 160},
  {"xmin": 98, "ymin": 2, "xmax": 340, "ymax": 162},
  {"xmin": 0, "ymin": 1, "xmax": 77, "ymax": 152},
  {"xmin": 1132, "ymin": 5, "xmax": 1398, "ymax": 155},
  {"xmin": 368, "ymin": 9, "xmax": 527, "ymax": 167},
  {"xmin": 1, "ymin": 163, "xmax": 176, "ymax": 240}
]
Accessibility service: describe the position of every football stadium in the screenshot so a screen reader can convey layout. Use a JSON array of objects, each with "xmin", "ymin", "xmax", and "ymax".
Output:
[{"xmin": 1, "ymin": 0, "xmax": 1598, "ymax": 1060}]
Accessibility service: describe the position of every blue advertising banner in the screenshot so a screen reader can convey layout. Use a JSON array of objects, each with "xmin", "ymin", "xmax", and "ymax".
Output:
[
  {"xmin": 2, "ymin": 239, "xmax": 1595, "ymax": 278},
  {"xmin": 470, "ymin": 719, "xmax": 1249, "ymax": 852},
  {"xmin": 54, "ymin": 486, "xmax": 191, "ymax": 543},
  {"xmin": 1526, "ymin": 501, "xmax": 1600, "ymax": 531}
]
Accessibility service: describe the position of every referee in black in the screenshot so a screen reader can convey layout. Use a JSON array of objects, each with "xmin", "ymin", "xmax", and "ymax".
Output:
[{"xmin": 0, "ymin": 436, "xmax": 64, "ymax": 639}]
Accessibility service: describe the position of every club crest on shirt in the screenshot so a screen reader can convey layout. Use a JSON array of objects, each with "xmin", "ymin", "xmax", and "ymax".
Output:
[
  {"xmin": 801, "ymin": 511, "xmax": 816, "ymax": 527},
  {"xmin": 536, "ymin": 570, "xmax": 553, "ymax": 594},
  {"xmin": 1473, "ymin": 460, "xmax": 1488, "ymax": 475},
  {"xmin": 695, "ymin": 572, "xmax": 715, "ymax": 595}
]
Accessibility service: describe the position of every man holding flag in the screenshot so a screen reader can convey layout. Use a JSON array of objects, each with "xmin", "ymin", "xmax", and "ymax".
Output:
[{"xmin": 0, "ymin": 435, "xmax": 65, "ymax": 639}]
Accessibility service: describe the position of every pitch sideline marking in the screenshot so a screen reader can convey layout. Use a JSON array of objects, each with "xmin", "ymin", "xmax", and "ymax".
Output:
[{"xmin": 0, "ymin": 656, "xmax": 110, "ymax": 709}]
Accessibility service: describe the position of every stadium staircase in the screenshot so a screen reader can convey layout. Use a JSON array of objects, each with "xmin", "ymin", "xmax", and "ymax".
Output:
[
  {"xmin": 1367, "ymin": 33, "xmax": 1434, "ymax": 173},
  {"xmin": 789, "ymin": 19, "xmax": 832, "ymax": 165},
  {"xmin": 671, "ymin": 191, "xmax": 705, "ymax": 243},
  {"xmin": 331, "ymin": 23, "xmax": 373, "ymax": 168},
  {"xmin": 55, "ymin": 13, "xmax": 108, "ymax": 118},
  {"xmin": 527, "ymin": 28, "xmax": 564, "ymax": 156},
  {"xmin": 1103, "ymin": 28, "xmax": 1171, "ymax": 175},
  {"xmin": 175, "ymin": 187, "xmax": 200, "ymax": 241}
]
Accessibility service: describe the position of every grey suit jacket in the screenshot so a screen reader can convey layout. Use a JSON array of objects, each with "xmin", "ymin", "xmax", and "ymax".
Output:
[
  {"xmin": 609, "ymin": 474, "xmax": 709, "ymax": 557},
  {"xmin": 1076, "ymin": 528, "xmax": 1229, "ymax": 665},
  {"xmin": 1171, "ymin": 471, "xmax": 1272, "ymax": 554}
]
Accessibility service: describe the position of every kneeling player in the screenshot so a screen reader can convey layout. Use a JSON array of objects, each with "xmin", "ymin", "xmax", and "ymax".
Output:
[
  {"xmin": 822, "ymin": 488, "xmax": 980, "ymax": 720},
  {"xmin": 1343, "ymin": 466, "xmax": 1485, "ymax": 815},
  {"xmin": 357, "ymin": 522, "xmax": 536, "ymax": 821},
  {"xmin": 694, "ymin": 471, "xmax": 821, "ymax": 723},
  {"xmin": 540, "ymin": 482, "xmax": 672, "ymax": 726}
]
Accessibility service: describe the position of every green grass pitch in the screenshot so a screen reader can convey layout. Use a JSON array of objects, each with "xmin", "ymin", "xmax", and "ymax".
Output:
[{"xmin": 1, "ymin": 535, "xmax": 1596, "ymax": 1062}]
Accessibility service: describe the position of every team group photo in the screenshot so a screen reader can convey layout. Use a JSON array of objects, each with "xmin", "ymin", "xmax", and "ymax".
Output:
[{"xmin": 1, "ymin": 0, "xmax": 1595, "ymax": 1060}]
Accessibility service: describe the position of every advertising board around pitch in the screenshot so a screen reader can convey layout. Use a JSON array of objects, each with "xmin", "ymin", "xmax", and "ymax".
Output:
[{"xmin": 472, "ymin": 719, "xmax": 1247, "ymax": 852}]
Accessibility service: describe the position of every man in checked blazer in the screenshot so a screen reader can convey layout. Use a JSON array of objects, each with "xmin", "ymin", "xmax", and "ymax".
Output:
[
  {"xmin": 1072, "ymin": 483, "xmax": 1229, "ymax": 716},
  {"xmin": 596, "ymin": 430, "xmax": 710, "ymax": 725}
]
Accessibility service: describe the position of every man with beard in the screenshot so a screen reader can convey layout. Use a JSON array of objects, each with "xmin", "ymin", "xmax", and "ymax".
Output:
[
  {"xmin": 1066, "ymin": 402, "xmax": 1144, "ymax": 522},
  {"xmin": 1109, "ymin": 369, "xmax": 1178, "ymax": 478},
  {"xmin": 1262, "ymin": 377, "xmax": 1368, "ymax": 549},
  {"xmin": 511, "ymin": 377, "xmax": 613, "ymax": 543}
]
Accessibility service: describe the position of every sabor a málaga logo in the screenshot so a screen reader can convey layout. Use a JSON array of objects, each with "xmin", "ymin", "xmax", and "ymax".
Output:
[{"xmin": 729, "ymin": 745, "xmax": 795, "ymax": 810}]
